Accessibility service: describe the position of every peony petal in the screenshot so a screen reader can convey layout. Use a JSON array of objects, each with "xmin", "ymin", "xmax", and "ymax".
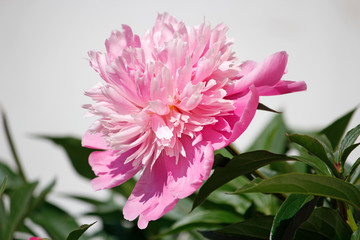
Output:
[
  {"xmin": 257, "ymin": 80, "xmax": 307, "ymax": 96},
  {"xmin": 166, "ymin": 136, "xmax": 214, "ymax": 198},
  {"xmin": 176, "ymin": 56, "xmax": 192, "ymax": 92},
  {"xmin": 226, "ymin": 51, "xmax": 288, "ymax": 95},
  {"xmin": 82, "ymin": 131, "xmax": 108, "ymax": 150},
  {"xmin": 200, "ymin": 126, "xmax": 229, "ymax": 150},
  {"xmin": 89, "ymin": 148, "xmax": 142, "ymax": 191},
  {"xmin": 151, "ymin": 114, "xmax": 173, "ymax": 140},
  {"xmin": 226, "ymin": 86, "xmax": 259, "ymax": 144},
  {"xmin": 149, "ymin": 99, "xmax": 170, "ymax": 115},
  {"xmin": 123, "ymin": 155, "xmax": 178, "ymax": 229},
  {"xmin": 201, "ymin": 86, "xmax": 259, "ymax": 150},
  {"xmin": 193, "ymin": 57, "xmax": 216, "ymax": 84}
]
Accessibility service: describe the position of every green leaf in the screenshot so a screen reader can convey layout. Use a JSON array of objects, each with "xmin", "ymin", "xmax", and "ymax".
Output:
[
  {"xmin": 0, "ymin": 177, "xmax": 7, "ymax": 239},
  {"xmin": 214, "ymin": 148, "xmax": 233, "ymax": 159},
  {"xmin": 31, "ymin": 179, "xmax": 56, "ymax": 212},
  {"xmin": 16, "ymin": 222, "xmax": 37, "ymax": 237},
  {"xmin": 290, "ymin": 155, "xmax": 332, "ymax": 176},
  {"xmin": 233, "ymin": 173, "xmax": 360, "ymax": 211},
  {"xmin": 30, "ymin": 202, "xmax": 80, "ymax": 240},
  {"xmin": 0, "ymin": 176, "xmax": 7, "ymax": 197},
  {"xmin": 111, "ymin": 178, "xmax": 136, "ymax": 198},
  {"xmin": 157, "ymin": 210, "xmax": 243, "ymax": 238},
  {"xmin": 342, "ymin": 143, "xmax": 360, "ymax": 167},
  {"xmin": 87, "ymin": 209, "xmax": 148, "ymax": 240},
  {"xmin": 320, "ymin": 107, "xmax": 357, "ymax": 150},
  {"xmin": 351, "ymin": 225, "xmax": 360, "ymax": 240},
  {"xmin": 38, "ymin": 136, "xmax": 95, "ymax": 179},
  {"xmin": 0, "ymin": 161, "xmax": 23, "ymax": 189},
  {"xmin": 300, "ymin": 207, "xmax": 352, "ymax": 240},
  {"xmin": 248, "ymin": 115, "xmax": 295, "ymax": 174},
  {"xmin": 248, "ymin": 114, "xmax": 288, "ymax": 154},
  {"xmin": 64, "ymin": 194, "xmax": 104, "ymax": 206},
  {"xmin": 66, "ymin": 222, "xmax": 96, "ymax": 240},
  {"xmin": 0, "ymin": 195, "xmax": 7, "ymax": 240},
  {"xmin": 257, "ymin": 102, "xmax": 281, "ymax": 114},
  {"xmin": 270, "ymin": 194, "xmax": 317, "ymax": 240},
  {"xmin": 192, "ymin": 151, "xmax": 296, "ymax": 210},
  {"xmin": 200, "ymin": 216, "xmax": 274, "ymax": 240},
  {"xmin": 346, "ymin": 157, "xmax": 360, "ymax": 182},
  {"xmin": 288, "ymin": 134, "xmax": 337, "ymax": 175},
  {"xmin": 212, "ymin": 154, "xmax": 231, "ymax": 169},
  {"xmin": 1, "ymin": 109, "xmax": 27, "ymax": 182},
  {"xmin": 339, "ymin": 124, "xmax": 360, "ymax": 165},
  {"xmin": 4, "ymin": 181, "xmax": 38, "ymax": 240}
]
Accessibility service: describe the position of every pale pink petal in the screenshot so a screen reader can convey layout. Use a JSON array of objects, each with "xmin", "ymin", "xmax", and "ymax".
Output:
[
  {"xmin": 166, "ymin": 39, "xmax": 187, "ymax": 76},
  {"xmin": 151, "ymin": 114, "xmax": 173, "ymax": 141},
  {"xmin": 176, "ymin": 56, "xmax": 192, "ymax": 92},
  {"xmin": 178, "ymin": 82, "xmax": 204, "ymax": 110},
  {"xmin": 239, "ymin": 60, "xmax": 257, "ymax": 75},
  {"xmin": 193, "ymin": 57, "xmax": 216, "ymax": 84},
  {"xmin": 82, "ymin": 131, "xmax": 108, "ymax": 150},
  {"xmin": 105, "ymin": 25, "xmax": 140, "ymax": 58},
  {"xmin": 123, "ymin": 155, "xmax": 178, "ymax": 229},
  {"xmin": 89, "ymin": 148, "xmax": 142, "ymax": 191},
  {"xmin": 149, "ymin": 99, "xmax": 170, "ymax": 115}
]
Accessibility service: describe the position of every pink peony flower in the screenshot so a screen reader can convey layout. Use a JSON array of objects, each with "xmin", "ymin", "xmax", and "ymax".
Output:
[{"xmin": 83, "ymin": 13, "xmax": 306, "ymax": 228}]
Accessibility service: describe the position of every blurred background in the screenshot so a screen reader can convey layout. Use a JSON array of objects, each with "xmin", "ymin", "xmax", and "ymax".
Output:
[{"xmin": 0, "ymin": 0, "xmax": 359, "ymax": 229}]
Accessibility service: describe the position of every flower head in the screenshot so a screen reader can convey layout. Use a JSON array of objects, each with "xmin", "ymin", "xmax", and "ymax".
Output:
[{"xmin": 83, "ymin": 13, "xmax": 306, "ymax": 228}]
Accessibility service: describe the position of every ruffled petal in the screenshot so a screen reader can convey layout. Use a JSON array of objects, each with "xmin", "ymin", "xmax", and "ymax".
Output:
[
  {"xmin": 123, "ymin": 155, "xmax": 178, "ymax": 229},
  {"xmin": 89, "ymin": 148, "xmax": 142, "ymax": 191}
]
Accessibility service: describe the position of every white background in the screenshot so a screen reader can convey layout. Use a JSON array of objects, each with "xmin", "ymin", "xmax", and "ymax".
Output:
[{"xmin": 0, "ymin": 0, "xmax": 359, "ymax": 231}]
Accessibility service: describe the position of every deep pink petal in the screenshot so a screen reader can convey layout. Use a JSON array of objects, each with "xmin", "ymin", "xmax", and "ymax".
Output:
[
  {"xmin": 226, "ymin": 51, "xmax": 288, "ymax": 95},
  {"xmin": 200, "ymin": 127, "xmax": 228, "ymax": 150},
  {"xmin": 257, "ymin": 80, "xmax": 307, "ymax": 96},
  {"xmin": 201, "ymin": 86, "xmax": 259, "ymax": 149},
  {"xmin": 89, "ymin": 149, "xmax": 142, "ymax": 191},
  {"xmin": 123, "ymin": 155, "xmax": 178, "ymax": 229},
  {"xmin": 226, "ymin": 86, "xmax": 259, "ymax": 144},
  {"xmin": 82, "ymin": 131, "xmax": 108, "ymax": 150},
  {"xmin": 166, "ymin": 136, "xmax": 214, "ymax": 198}
]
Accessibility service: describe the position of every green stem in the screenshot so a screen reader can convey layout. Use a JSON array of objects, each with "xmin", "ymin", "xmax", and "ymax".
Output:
[
  {"xmin": 346, "ymin": 205, "xmax": 358, "ymax": 232},
  {"xmin": 2, "ymin": 110, "xmax": 27, "ymax": 183},
  {"xmin": 225, "ymin": 144, "xmax": 240, "ymax": 156},
  {"xmin": 338, "ymin": 200, "xmax": 347, "ymax": 222}
]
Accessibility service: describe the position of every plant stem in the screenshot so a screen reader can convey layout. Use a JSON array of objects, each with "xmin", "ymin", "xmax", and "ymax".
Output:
[
  {"xmin": 225, "ymin": 144, "xmax": 240, "ymax": 156},
  {"xmin": 338, "ymin": 200, "xmax": 347, "ymax": 222},
  {"xmin": 346, "ymin": 205, "xmax": 358, "ymax": 232},
  {"xmin": 1, "ymin": 110, "xmax": 27, "ymax": 183}
]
